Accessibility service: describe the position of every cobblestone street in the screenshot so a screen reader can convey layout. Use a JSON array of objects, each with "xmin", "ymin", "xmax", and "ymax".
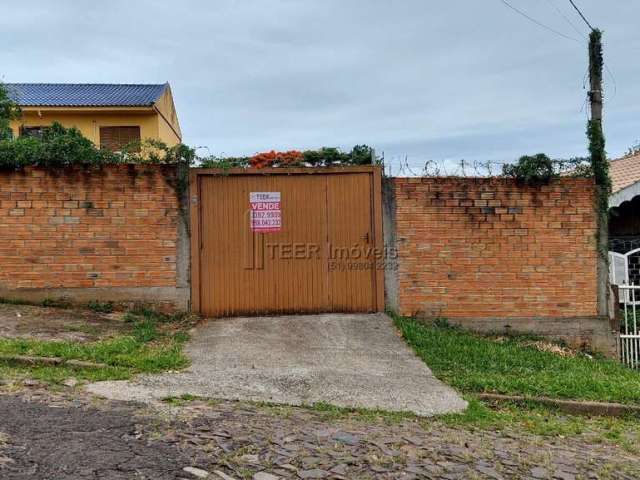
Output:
[{"xmin": 1, "ymin": 389, "xmax": 639, "ymax": 480}]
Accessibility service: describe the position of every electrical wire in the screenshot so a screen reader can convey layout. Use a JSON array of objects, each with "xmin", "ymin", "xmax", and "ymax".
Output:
[
  {"xmin": 604, "ymin": 63, "xmax": 618, "ymax": 102},
  {"xmin": 544, "ymin": 0, "xmax": 587, "ymax": 38},
  {"xmin": 567, "ymin": 0, "xmax": 595, "ymax": 31},
  {"xmin": 563, "ymin": 1, "xmax": 615, "ymax": 102},
  {"xmin": 499, "ymin": 0, "xmax": 581, "ymax": 42}
]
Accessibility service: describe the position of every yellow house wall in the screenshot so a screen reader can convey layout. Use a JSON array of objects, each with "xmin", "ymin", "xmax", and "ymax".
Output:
[
  {"xmin": 153, "ymin": 87, "xmax": 182, "ymax": 145},
  {"xmin": 9, "ymin": 110, "xmax": 169, "ymax": 147}
]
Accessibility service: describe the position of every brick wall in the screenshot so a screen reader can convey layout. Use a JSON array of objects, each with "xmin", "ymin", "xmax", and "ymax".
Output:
[
  {"xmin": 385, "ymin": 177, "xmax": 612, "ymax": 352},
  {"xmin": 0, "ymin": 165, "xmax": 189, "ymax": 308}
]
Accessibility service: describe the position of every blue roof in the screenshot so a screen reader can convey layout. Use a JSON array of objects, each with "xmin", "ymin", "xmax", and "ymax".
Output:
[{"xmin": 5, "ymin": 83, "xmax": 168, "ymax": 107}]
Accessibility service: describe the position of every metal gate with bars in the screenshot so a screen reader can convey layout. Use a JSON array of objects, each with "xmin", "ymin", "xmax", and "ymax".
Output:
[{"xmin": 618, "ymin": 285, "xmax": 640, "ymax": 368}]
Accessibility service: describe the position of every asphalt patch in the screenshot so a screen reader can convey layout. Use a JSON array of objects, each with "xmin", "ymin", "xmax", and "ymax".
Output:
[{"xmin": 0, "ymin": 395, "xmax": 187, "ymax": 479}]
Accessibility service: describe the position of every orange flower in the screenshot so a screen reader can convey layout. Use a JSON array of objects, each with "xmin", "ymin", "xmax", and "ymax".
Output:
[{"xmin": 250, "ymin": 150, "xmax": 303, "ymax": 168}]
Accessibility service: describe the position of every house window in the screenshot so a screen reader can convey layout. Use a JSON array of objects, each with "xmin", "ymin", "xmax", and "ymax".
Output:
[
  {"xmin": 20, "ymin": 126, "xmax": 49, "ymax": 139},
  {"xmin": 99, "ymin": 126, "xmax": 141, "ymax": 152}
]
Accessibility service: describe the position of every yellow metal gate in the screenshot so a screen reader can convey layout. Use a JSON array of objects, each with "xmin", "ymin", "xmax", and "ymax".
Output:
[{"xmin": 190, "ymin": 167, "xmax": 384, "ymax": 316}]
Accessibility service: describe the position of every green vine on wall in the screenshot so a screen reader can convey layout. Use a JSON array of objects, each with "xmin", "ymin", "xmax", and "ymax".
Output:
[
  {"xmin": 587, "ymin": 29, "xmax": 611, "ymax": 277},
  {"xmin": 587, "ymin": 31, "xmax": 609, "ymax": 191}
]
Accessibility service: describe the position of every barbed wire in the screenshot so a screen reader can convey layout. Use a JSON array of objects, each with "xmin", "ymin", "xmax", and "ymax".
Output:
[{"xmin": 383, "ymin": 156, "xmax": 591, "ymax": 178}]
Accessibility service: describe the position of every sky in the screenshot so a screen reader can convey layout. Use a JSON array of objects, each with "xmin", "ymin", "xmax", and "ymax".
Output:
[{"xmin": 1, "ymin": 0, "xmax": 639, "ymax": 174}]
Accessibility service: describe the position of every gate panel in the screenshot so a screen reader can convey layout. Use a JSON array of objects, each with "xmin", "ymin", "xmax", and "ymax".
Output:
[
  {"xmin": 327, "ymin": 173, "xmax": 375, "ymax": 312},
  {"xmin": 191, "ymin": 167, "xmax": 383, "ymax": 316},
  {"xmin": 199, "ymin": 174, "xmax": 328, "ymax": 316}
]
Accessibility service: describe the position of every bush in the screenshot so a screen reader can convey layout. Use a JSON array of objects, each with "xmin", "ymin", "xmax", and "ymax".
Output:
[
  {"xmin": 0, "ymin": 122, "xmax": 119, "ymax": 170},
  {"xmin": 502, "ymin": 154, "xmax": 555, "ymax": 185},
  {"xmin": 200, "ymin": 145, "xmax": 377, "ymax": 169},
  {"xmin": 502, "ymin": 154, "xmax": 594, "ymax": 185},
  {"xmin": 199, "ymin": 155, "xmax": 250, "ymax": 169},
  {"xmin": 87, "ymin": 301, "xmax": 115, "ymax": 314},
  {"xmin": 250, "ymin": 150, "xmax": 304, "ymax": 168},
  {"xmin": 122, "ymin": 139, "xmax": 196, "ymax": 166}
]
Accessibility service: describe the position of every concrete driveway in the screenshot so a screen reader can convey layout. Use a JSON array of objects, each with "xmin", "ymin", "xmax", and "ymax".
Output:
[{"xmin": 88, "ymin": 313, "xmax": 467, "ymax": 416}]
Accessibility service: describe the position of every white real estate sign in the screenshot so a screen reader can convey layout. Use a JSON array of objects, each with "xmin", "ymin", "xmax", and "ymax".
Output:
[{"xmin": 250, "ymin": 192, "xmax": 281, "ymax": 233}]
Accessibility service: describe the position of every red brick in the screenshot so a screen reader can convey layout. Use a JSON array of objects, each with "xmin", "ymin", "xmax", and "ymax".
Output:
[
  {"xmin": 392, "ymin": 177, "xmax": 598, "ymax": 319},
  {"xmin": 0, "ymin": 166, "xmax": 179, "ymax": 290}
]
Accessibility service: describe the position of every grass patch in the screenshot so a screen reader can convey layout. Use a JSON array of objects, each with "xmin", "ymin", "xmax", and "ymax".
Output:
[
  {"xmin": 439, "ymin": 396, "xmax": 640, "ymax": 452},
  {"xmin": 87, "ymin": 300, "xmax": 114, "ymax": 314},
  {"xmin": 0, "ymin": 308, "xmax": 192, "ymax": 383},
  {"xmin": 41, "ymin": 297, "xmax": 72, "ymax": 309},
  {"xmin": 0, "ymin": 297, "xmax": 33, "ymax": 306},
  {"xmin": 394, "ymin": 315, "xmax": 640, "ymax": 404},
  {"xmin": 0, "ymin": 362, "xmax": 130, "ymax": 382},
  {"xmin": 161, "ymin": 393, "xmax": 200, "ymax": 406},
  {"xmin": 307, "ymin": 401, "xmax": 415, "ymax": 424},
  {"xmin": 0, "ymin": 296, "xmax": 71, "ymax": 309}
]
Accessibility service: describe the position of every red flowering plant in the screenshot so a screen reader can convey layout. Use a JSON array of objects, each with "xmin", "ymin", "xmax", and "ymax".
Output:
[
  {"xmin": 210, "ymin": 145, "xmax": 376, "ymax": 169},
  {"xmin": 249, "ymin": 150, "xmax": 304, "ymax": 168}
]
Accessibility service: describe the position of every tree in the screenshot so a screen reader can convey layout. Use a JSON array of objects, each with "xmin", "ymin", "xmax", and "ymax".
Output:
[{"xmin": 0, "ymin": 83, "xmax": 21, "ymax": 140}]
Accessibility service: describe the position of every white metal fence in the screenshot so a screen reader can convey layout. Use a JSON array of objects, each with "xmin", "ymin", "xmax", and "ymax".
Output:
[{"xmin": 618, "ymin": 285, "xmax": 640, "ymax": 369}]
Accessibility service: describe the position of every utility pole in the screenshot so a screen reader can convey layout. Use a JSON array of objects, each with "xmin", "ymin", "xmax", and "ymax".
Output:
[
  {"xmin": 588, "ymin": 30, "xmax": 607, "ymax": 187},
  {"xmin": 587, "ymin": 29, "xmax": 610, "ymax": 318},
  {"xmin": 588, "ymin": 35, "xmax": 603, "ymax": 123}
]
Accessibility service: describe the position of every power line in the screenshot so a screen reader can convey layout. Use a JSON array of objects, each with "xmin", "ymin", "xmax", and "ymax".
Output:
[
  {"xmin": 544, "ymin": 0, "xmax": 586, "ymax": 38},
  {"xmin": 604, "ymin": 63, "xmax": 618, "ymax": 102},
  {"xmin": 567, "ymin": 0, "xmax": 595, "ymax": 31},
  {"xmin": 499, "ymin": 0, "xmax": 581, "ymax": 43}
]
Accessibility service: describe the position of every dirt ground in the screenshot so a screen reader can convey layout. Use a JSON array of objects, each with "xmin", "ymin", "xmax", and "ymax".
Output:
[
  {"xmin": 0, "ymin": 303, "xmax": 130, "ymax": 342},
  {"xmin": 0, "ymin": 386, "xmax": 639, "ymax": 480}
]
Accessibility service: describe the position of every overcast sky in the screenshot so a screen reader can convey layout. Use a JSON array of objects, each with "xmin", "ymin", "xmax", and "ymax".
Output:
[{"xmin": 1, "ymin": 1, "xmax": 638, "ymax": 173}]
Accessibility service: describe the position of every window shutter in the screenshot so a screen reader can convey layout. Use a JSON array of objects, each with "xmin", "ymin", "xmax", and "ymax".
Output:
[
  {"xmin": 99, "ymin": 126, "xmax": 141, "ymax": 152},
  {"xmin": 609, "ymin": 251, "xmax": 628, "ymax": 286}
]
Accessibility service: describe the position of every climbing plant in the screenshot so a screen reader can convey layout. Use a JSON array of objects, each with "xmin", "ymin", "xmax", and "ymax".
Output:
[{"xmin": 587, "ymin": 30, "xmax": 610, "ymax": 192}]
